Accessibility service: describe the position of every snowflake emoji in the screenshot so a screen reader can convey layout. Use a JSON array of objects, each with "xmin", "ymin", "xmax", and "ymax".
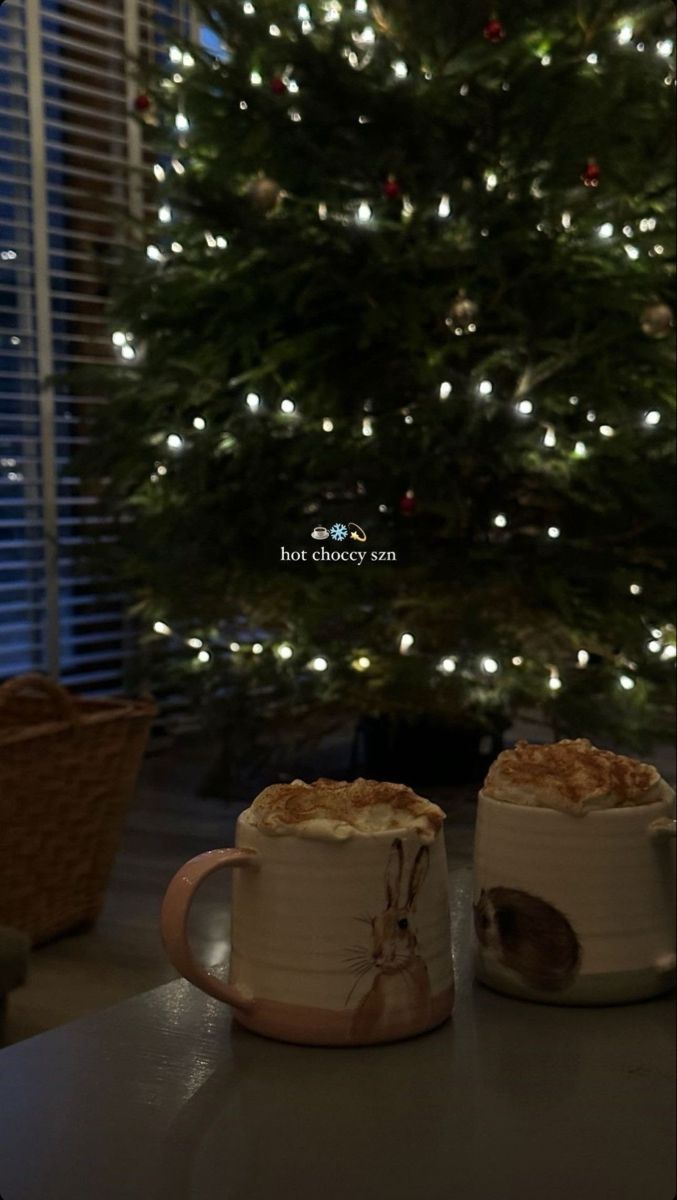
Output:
[{"xmin": 330, "ymin": 522, "xmax": 348, "ymax": 542}]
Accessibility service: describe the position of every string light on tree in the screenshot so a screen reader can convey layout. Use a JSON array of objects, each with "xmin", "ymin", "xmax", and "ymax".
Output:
[
  {"xmin": 246, "ymin": 392, "xmax": 261, "ymax": 411},
  {"xmin": 548, "ymin": 669, "xmax": 562, "ymax": 691},
  {"xmin": 493, "ymin": 513, "xmax": 508, "ymax": 528},
  {"xmin": 166, "ymin": 433, "xmax": 184, "ymax": 450},
  {"xmin": 599, "ymin": 424, "xmax": 615, "ymax": 438},
  {"xmin": 597, "ymin": 222, "xmax": 614, "ymax": 239},
  {"xmin": 438, "ymin": 195, "xmax": 451, "ymax": 218},
  {"xmin": 516, "ymin": 399, "xmax": 533, "ymax": 415},
  {"xmin": 577, "ymin": 650, "xmax": 590, "ymax": 668},
  {"xmin": 153, "ymin": 621, "xmax": 171, "ymax": 635},
  {"xmin": 481, "ymin": 656, "xmax": 499, "ymax": 675},
  {"xmin": 661, "ymin": 645, "xmax": 677, "ymax": 661},
  {"xmin": 322, "ymin": 417, "xmax": 334, "ymax": 432},
  {"xmin": 175, "ymin": 113, "xmax": 190, "ymax": 132},
  {"xmin": 617, "ymin": 22, "xmax": 633, "ymax": 45},
  {"xmin": 187, "ymin": 637, "xmax": 202, "ymax": 649},
  {"xmin": 478, "ymin": 379, "xmax": 493, "ymax": 397},
  {"xmin": 362, "ymin": 416, "xmax": 374, "ymax": 436},
  {"xmin": 629, "ymin": 583, "xmax": 642, "ymax": 596},
  {"xmin": 252, "ymin": 642, "xmax": 264, "ymax": 655},
  {"xmin": 276, "ymin": 643, "xmax": 294, "ymax": 660},
  {"xmin": 197, "ymin": 649, "xmax": 211, "ymax": 663},
  {"xmin": 438, "ymin": 657, "xmax": 457, "ymax": 674},
  {"xmin": 229, "ymin": 641, "xmax": 241, "ymax": 652},
  {"xmin": 356, "ymin": 201, "xmax": 373, "ymax": 223},
  {"xmin": 352, "ymin": 655, "xmax": 371, "ymax": 671},
  {"xmin": 192, "ymin": 416, "xmax": 206, "ymax": 430},
  {"xmin": 399, "ymin": 633, "xmax": 415, "ymax": 654},
  {"xmin": 644, "ymin": 410, "xmax": 661, "ymax": 426},
  {"xmin": 310, "ymin": 656, "xmax": 328, "ymax": 671},
  {"xmin": 511, "ymin": 656, "xmax": 523, "ymax": 667},
  {"xmin": 619, "ymin": 674, "xmax": 636, "ymax": 690},
  {"xmin": 547, "ymin": 526, "xmax": 561, "ymax": 539},
  {"xmin": 280, "ymin": 398, "xmax": 296, "ymax": 414},
  {"xmin": 574, "ymin": 441, "xmax": 588, "ymax": 458},
  {"xmin": 543, "ymin": 426, "xmax": 556, "ymax": 448}
]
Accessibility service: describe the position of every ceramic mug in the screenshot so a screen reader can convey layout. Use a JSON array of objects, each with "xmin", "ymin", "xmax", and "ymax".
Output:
[
  {"xmin": 161, "ymin": 816, "xmax": 454, "ymax": 1045},
  {"xmin": 473, "ymin": 790, "xmax": 676, "ymax": 1005}
]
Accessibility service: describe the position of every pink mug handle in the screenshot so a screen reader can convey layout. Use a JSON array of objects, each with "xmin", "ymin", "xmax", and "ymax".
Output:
[{"xmin": 160, "ymin": 847, "xmax": 259, "ymax": 1010}]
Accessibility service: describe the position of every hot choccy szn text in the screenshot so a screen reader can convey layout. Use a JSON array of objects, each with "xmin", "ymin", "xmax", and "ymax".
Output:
[{"xmin": 280, "ymin": 547, "xmax": 396, "ymax": 564}]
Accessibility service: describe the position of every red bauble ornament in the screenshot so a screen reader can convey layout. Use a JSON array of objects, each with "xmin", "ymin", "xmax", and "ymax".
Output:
[
  {"xmin": 270, "ymin": 76, "xmax": 287, "ymax": 95},
  {"xmin": 399, "ymin": 489, "xmax": 416, "ymax": 516},
  {"xmin": 383, "ymin": 175, "xmax": 402, "ymax": 200},
  {"xmin": 483, "ymin": 17, "xmax": 506, "ymax": 43},
  {"xmin": 134, "ymin": 93, "xmax": 151, "ymax": 112},
  {"xmin": 581, "ymin": 158, "xmax": 601, "ymax": 187}
]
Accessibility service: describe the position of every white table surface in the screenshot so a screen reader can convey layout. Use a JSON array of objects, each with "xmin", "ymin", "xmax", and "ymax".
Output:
[{"xmin": 0, "ymin": 871, "xmax": 675, "ymax": 1200}]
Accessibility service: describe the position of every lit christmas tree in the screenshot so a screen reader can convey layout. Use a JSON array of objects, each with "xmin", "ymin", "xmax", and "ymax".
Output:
[{"xmin": 82, "ymin": 0, "xmax": 676, "ymax": 769}]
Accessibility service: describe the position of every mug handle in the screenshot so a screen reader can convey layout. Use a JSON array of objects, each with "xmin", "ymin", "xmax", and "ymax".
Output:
[
  {"xmin": 648, "ymin": 817, "xmax": 677, "ymax": 839},
  {"xmin": 160, "ymin": 848, "xmax": 259, "ymax": 1010}
]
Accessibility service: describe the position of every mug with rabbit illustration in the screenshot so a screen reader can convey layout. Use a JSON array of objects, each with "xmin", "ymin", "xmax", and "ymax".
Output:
[{"xmin": 161, "ymin": 786, "xmax": 455, "ymax": 1046}]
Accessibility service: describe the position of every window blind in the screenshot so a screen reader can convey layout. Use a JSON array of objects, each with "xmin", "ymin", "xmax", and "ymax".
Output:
[{"xmin": 0, "ymin": 0, "xmax": 193, "ymax": 691}]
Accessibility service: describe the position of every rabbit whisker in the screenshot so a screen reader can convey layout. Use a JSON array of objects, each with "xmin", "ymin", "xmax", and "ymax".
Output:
[{"xmin": 345, "ymin": 964, "xmax": 373, "ymax": 1006}]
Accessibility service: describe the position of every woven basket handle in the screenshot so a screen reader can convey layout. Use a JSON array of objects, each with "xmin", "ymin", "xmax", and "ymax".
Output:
[{"xmin": 0, "ymin": 673, "xmax": 79, "ymax": 721}]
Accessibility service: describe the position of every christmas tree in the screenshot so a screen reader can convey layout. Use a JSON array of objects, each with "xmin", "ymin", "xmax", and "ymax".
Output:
[{"xmin": 82, "ymin": 0, "xmax": 676, "ymax": 762}]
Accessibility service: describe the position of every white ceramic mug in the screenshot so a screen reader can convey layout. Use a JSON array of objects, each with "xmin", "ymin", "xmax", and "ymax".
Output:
[
  {"xmin": 473, "ymin": 790, "xmax": 676, "ymax": 1004},
  {"xmin": 161, "ymin": 816, "xmax": 454, "ymax": 1045}
]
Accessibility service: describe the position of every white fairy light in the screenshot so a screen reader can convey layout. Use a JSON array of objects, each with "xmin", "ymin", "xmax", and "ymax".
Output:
[
  {"xmin": 215, "ymin": 236, "xmax": 228, "ymax": 249},
  {"xmin": 511, "ymin": 656, "xmax": 524, "ymax": 667},
  {"xmin": 574, "ymin": 441, "xmax": 588, "ymax": 458},
  {"xmin": 269, "ymin": 23, "xmax": 282, "ymax": 37},
  {"xmin": 175, "ymin": 113, "xmax": 190, "ymax": 132},
  {"xmin": 355, "ymin": 0, "xmax": 368, "ymax": 11},
  {"xmin": 629, "ymin": 583, "xmax": 642, "ymax": 595},
  {"xmin": 156, "ymin": 464, "xmax": 167, "ymax": 476},
  {"xmin": 310, "ymin": 656, "xmax": 328, "ymax": 671},
  {"xmin": 653, "ymin": 244, "xmax": 665, "ymax": 255},
  {"xmin": 153, "ymin": 620, "xmax": 171, "ymax": 635},
  {"xmin": 301, "ymin": 19, "xmax": 313, "ymax": 33},
  {"xmin": 169, "ymin": 45, "xmax": 182, "ymax": 64},
  {"xmin": 166, "ymin": 433, "xmax": 183, "ymax": 450},
  {"xmin": 478, "ymin": 379, "xmax": 493, "ymax": 397},
  {"xmin": 485, "ymin": 171, "xmax": 498, "ymax": 192},
  {"xmin": 287, "ymin": 79, "xmax": 300, "ymax": 94},
  {"xmin": 354, "ymin": 24, "xmax": 375, "ymax": 45},
  {"xmin": 547, "ymin": 526, "xmax": 561, "ymax": 539},
  {"xmin": 586, "ymin": 410, "xmax": 596, "ymax": 423},
  {"xmin": 619, "ymin": 674, "xmax": 636, "ymax": 690},
  {"xmin": 622, "ymin": 224, "xmax": 634, "ymax": 237},
  {"xmin": 229, "ymin": 641, "xmax": 241, "ymax": 652},
  {"xmin": 399, "ymin": 633, "xmax": 415, "ymax": 654},
  {"xmin": 438, "ymin": 195, "xmax": 451, "ymax": 218},
  {"xmin": 597, "ymin": 222, "xmax": 614, "ymax": 239},
  {"xmin": 438, "ymin": 657, "xmax": 457, "ymax": 675},
  {"xmin": 624, "ymin": 244, "xmax": 640, "ymax": 260},
  {"xmin": 297, "ymin": 3, "xmax": 310, "ymax": 18},
  {"xmin": 252, "ymin": 643, "xmax": 264, "ymax": 655},
  {"xmin": 353, "ymin": 655, "xmax": 371, "ymax": 671},
  {"xmin": 493, "ymin": 513, "xmax": 508, "ymax": 528},
  {"xmin": 120, "ymin": 344, "xmax": 135, "ymax": 360},
  {"xmin": 322, "ymin": 417, "xmax": 334, "ymax": 432},
  {"xmin": 540, "ymin": 54, "xmax": 551, "ymax": 66},
  {"xmin": 112, "ymin": 331, "xmax": 127, "ymax": 347},
  {"xmin": 182, "ymin": 52, "xmax": 195, "ymax": 68},
  {"xmin": 197, "ymin": 649, "xmax": 211, "ymax": 663},
  {"xmin": 173, "ymin": 73, "xmax": 183, "ymax": 84},
  {"xmin": 323, "ymin": 1, "xmax": 342, "ymax": 22},
  {"xmin": 617, "ymin": 23, "xmax": 633, "ymax": 45},
  {"xmin": 647, "ymin": 639, "xmax": 662, "ymax": 654},
  {"xmin": 481, "ymin": 656, "xmax": 499, "ymax": 675},
  {"xmin": 543, "ymin": 426, "xmax": 557, "ymax": 448},
  {"xmin": 362, "ymin": 416, "xmax": 374, "ymax": 436},
  {"xmin": 561, "ymin": 211, "xmax": 572, "ymax": 230},
  {"xmin": 171, "ymin": 242, "xmax": 183, "ymax": 254},
  {"xmin": 661, "ymin": 644, "xmax": 677, "ymax": 661},
  {"xmin": 318, "ymin": 202, "xmax": 328, "ymax": 219},
  {"xmin": 439, "ymin": 381, "xmax": 452, "ymax": 400},
  {"xmin": 356, "ymin": 201, "xmax": 372, "ymax": 224},
  {"xmin": 246, "ymin": 392, "xmax": 261, "ymax": 412},
  {"xmin": 586, "ymin": 52, "xmax": 599, "ymax": 65},
  {"xmin": 568, "ymin": 395, "xmax": 579, "ymax": 406},
  {"xmin": 153, "ymin": 164, "xmax": 166, "ymax": 182},
  {"xmin": 192, "ymin": 416, "xmax": 206, "ymax": 430},
  {"xmin": 277, "ymin": 643, "xmax": 294, "ymax": 660},
  {"xmin": 639, "ymin": 217, "xmax": 657, "ymax": 232},
  {"xmin": 250, "ymin": 71, "xmax": 262, "ymax": 86},
  {"xmin": 403, "ymin": 413, "xmax": 414, "ymax": 425},
  {"xmin": 651, "ymin": 628, "xmax": 663, "ymax": 638},
  {"xmin": 281, "ymin": 398, "xmax": 296, "ymax": 414},
  {"xmin": 577, "ymin": 649, "xmax": 590, "ymax": 668},
  {"xmin": 289, "ymin": 109, "xmax": 302, "ymax": 122},
  {"xmin": 243, "ymin": 0, "xmax": 255, "ymax": 11},
  {"xmin": 146, "ymin": 244, "xmax": 164, "ymax": 261},
  {"xmin": 205, "ymin": 232, "xmax": 217, "ymax": 248},
  {"xmin": 636, "ymin": 41, "xmax": 645, "ymax": 52},
  {"xmin": 548, "ymin": 672, "xmax": 562, "ymax": 691},
  {"xmin": 187, "ymin": 637, "xmax": 203, "ymax": 649},
  {"xmin": 644, "ymin": 410, "xmax": 661, "ymax": 426},
  {"xmin": 392, "ymin": 60, "xmax": 408, "ymax": 78},
  {"xmin": 516, "ymin": 399, "xmax": 533, "ymax": 415},
  {"xmin": 158, "ymin": 205, "xmax": 172, "ymax": 223},
  {"xmin": 599, "ymin": 424, "xmax": 615, "ymax": 438},
  {"xmin": 657, "ymin": 39, "xmax": 673, "ymax": 58}
]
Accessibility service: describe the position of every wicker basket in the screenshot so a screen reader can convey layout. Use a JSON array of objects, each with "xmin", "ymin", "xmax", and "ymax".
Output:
[{"xmin": 0, "ymin": 674, "xmax": 156, "ymax": 944}]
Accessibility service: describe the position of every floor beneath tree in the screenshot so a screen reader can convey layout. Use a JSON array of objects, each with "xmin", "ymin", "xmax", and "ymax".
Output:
[{"xmin": 4, "ymin": 727, "xmax": 674, "ymax": 1046}]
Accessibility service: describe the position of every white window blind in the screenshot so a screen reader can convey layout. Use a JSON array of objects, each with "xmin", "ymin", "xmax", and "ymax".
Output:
[{"xmin": 0, "ymin": 0, "xmax": 193, "ymax": 691}]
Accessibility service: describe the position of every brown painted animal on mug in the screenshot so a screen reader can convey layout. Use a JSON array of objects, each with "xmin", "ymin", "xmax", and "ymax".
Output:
[
  {"xmin": 347, "ymin": 838, "xmax": 432, "ymax": 1040},
  {"xmin": 474, "ymin": 887, "xmax": 581, "ymax": 992}
]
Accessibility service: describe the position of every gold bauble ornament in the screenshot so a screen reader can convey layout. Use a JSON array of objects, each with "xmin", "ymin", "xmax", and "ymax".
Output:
[
  {"xmin": 446, "ymin": 289, "xmax": 479, "ymax": 334},
  {"xmin": 246, "ymin": 175, "xmax": 282, "ymax": 214},
  {"xmin": 640, "ymin": 302, "xmax": 674, "ymax": 339}
]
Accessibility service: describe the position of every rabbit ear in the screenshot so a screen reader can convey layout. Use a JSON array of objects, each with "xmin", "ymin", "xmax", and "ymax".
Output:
[
  {"xmin": 406, "ymin": 846, "xmax": 429, "ymax": 909},
  {"xmin": 385, "ymin": 838, "xmax": 404, "ymax": 909}
]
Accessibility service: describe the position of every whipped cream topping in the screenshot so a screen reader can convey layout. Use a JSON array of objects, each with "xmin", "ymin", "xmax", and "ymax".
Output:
[
  {"xmin": 483, "ymin": 739, "xmax": 674, "ymax": 816},
  {"xmin": 241, "ymin": 777, "xmax": 444, "ymax": 842}
]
